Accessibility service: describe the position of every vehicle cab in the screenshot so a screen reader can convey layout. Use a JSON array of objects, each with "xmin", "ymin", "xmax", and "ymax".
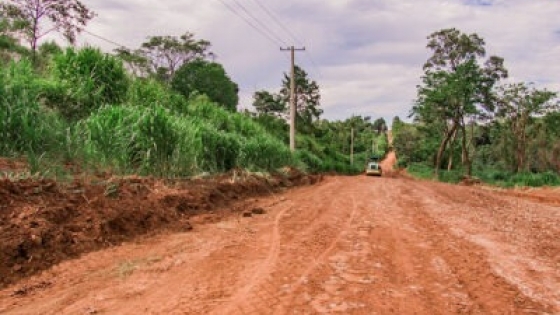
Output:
[{"xmin": 365, "ymin": 161, "xmax": 382, "ymax": 176}]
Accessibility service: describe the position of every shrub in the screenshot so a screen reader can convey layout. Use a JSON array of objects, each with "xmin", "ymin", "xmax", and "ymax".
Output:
[
  {"xmin": 78, "ymin": 105, "xmax": 178, "ymax": 174},
  {"xmin": 44, "ymin": 47, "xmax": 129, "ymax": 121},
  {"xmin": 239, "ymin": 135, "xmax": 293, "ymax": 171},
  {"xmin": 407, "ymin": 163, "xmax": 434, "ymax": 180},
  {"xmin": 171, "ymin": 59, "xmax": 239, "ymax": 111},
  {"xmin": 294, "ymin": 150, "xmax": 323, "ymax": 173},
  {"xmin": 510, "ymin": 172, "xmax": 560, "ymax": 187},
  {"xmin": 0, "ymin": 61, "xmax": 66, "ymax": 157},
  {"xmin": 127, "ymin": 78, "xmax": 188, "ymax": 114}
]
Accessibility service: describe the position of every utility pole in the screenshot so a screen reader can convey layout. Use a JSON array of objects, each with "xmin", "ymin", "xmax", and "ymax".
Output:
[
  {"xmin": 351, "ymin": 127, "xmax": 354, "ymax": 166},
  {"xmin": 281, "ymin": 46, "xmax": 305, "ymax": 152}
]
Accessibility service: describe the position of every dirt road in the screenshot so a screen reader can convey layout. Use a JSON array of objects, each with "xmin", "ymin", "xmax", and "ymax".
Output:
[{"xmin": 1, "ymin": 154, "xmax": 559, "ymax": 314}]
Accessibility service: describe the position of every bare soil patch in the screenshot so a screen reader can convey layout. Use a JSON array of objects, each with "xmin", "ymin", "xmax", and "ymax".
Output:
[{"xmin": 0, "ymin": 168, "xmax": 321, "ymax": 289}]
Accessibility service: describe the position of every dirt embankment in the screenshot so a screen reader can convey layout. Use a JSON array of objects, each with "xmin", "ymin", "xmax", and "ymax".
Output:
[{"xmin": 0, "ymin": 169, "xmax": 321, "ymax": 289}]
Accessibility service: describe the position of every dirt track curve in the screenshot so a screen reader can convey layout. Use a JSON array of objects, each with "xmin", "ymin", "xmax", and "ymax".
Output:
[{"xmin": 1, "ymin": 152, "xmax": 559, "ymax": 314}]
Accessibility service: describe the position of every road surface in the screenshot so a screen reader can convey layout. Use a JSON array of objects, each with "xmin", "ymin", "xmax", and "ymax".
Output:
[{"xmin": 1, "ymin": 154, "xmax": 559, "ymax": 314}]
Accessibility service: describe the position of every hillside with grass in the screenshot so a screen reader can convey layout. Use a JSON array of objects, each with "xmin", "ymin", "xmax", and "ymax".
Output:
[{"xmin": 0, "ymin": 46, "xmax": 388, "ymax": 178}]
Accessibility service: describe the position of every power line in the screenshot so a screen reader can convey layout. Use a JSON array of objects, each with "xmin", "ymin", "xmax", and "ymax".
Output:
[
  {"xmin": 248, "ymin": 0, "xmax": 323, "ymax": 79},
  {"xmin": 215, "ymin": 0, "xmax": 283, "ymax": 47},
  {"xmin": 81, "ymin": 29, "xmax": 127, "ymax": 49},
  {"xmin": 230, "ymin": 0, "xmax": 289, "ymax": 47},
  {"xmin": 303, "ymin": 50, "xmax": 323, "ymax": 79},
  {"xmin": 249, "ymin": 0, "xmax": 303, "ymax": 46}
]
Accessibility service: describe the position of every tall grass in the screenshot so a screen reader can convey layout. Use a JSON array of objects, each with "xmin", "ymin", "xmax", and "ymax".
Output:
[
  {"xmin": 77, "ymin": 105, "xmax": 179, "ymax": 175},
  {"xmin": 42, "ymin": 47, "xmax": 129, "ymax": 121},
  {"xmin": 240, "ymin": 135, "xmax": 293, "ymax": 171},
  {"xmin": 72, "ymin": 97, "xmax": 297, "ymax": 176},
  {"xmin": 0, "ymin": 61, "xmax": 67, "ymax": 164},
  {"xmin": 477, "ymin": 169, "xmax": 560, "ymax": 187},
  {"xmin": 127, "ymin": 78, "xmax": 188, "ymax": 114},
  {"xmin": 186, "ymin": 96, "xmax": 268, "ymax": 137}
]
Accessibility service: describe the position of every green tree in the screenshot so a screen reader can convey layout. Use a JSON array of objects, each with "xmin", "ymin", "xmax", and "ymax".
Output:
[
  {"xmin": 1, "ymin": 0, "xmax": 94, "ymax": 58},
  {"xmin": 372, "ymin": 117, "xmax": 387, "ymax": 134},
  {"xmin": 495, "ymin": 83, "xmax": 558, "ymax": 172},
  {"xmin": 139, "ymin": 32, "xmax": 212, "ymax": 83},
  {"xmin": 279, "ymin": 65, "xmax": 322, "ymax": 133},
  {"xmin": 544, "ymin": 111, "xmax": 560, "ymax": 138},
  {"xmin": 545, "ymin": 112, "xmax": 560, "ymax": 172},
  {"xmin": 0, "ymin": 7, "xmax": 28, "ymax": 62},
  {"xmin": 391, "ymin": 116, "xmax": 403, "ymax": 133},
  {"xmin": 252, "ymin": 90, "xmax": 286, "ymax": 117},
  {"xmin": 392, "ymin": 122, "xmax": 424, "ymax": 168},
  {"xmin": 171, "ymin": 59, "xmax": 239, "ymax": 111},
  {"xmin": 114, "ymin": 47, "xmax": 149, "ymax": 77},
  {"xmin": 414, "ymin": 28, "xmax": 507, "ymax": 176}
]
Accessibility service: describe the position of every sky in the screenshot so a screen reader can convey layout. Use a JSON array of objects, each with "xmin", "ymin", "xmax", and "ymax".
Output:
[{"xmin": 72, "ymin": 0, "xmax": 560, "ymax": 124}]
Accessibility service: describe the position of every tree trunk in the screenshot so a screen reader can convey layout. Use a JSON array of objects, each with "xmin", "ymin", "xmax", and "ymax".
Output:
[
  {"xmin": 447, "ymin": 128, "xmax": 458, "ymax": 171},
  {"xmin": 514, "ymin": 119, "xmax": 527, "ymax": 173},
  {"xmin": 516, "ymin": 141, "xmax": 525, "ymax": 173},
  {"xmin": 461, "ymin": 124, "xmax": 472, "ymax": 176},
  {"xmin": 435, "ymin": 123, "xmax": 457, "ymax": 177},
  {"xmin": 31, "ymin": 21, "xmax": 39, "ymax": 63}
]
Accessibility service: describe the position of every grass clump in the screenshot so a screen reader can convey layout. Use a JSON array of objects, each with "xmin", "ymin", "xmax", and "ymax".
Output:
[
  {"xmin": 0, "ymin": 60, "xmax": 67, "ymax": 165},
  {"xmin": 477, "ymin": 170, "xmax": 560, "ymax": 187}
]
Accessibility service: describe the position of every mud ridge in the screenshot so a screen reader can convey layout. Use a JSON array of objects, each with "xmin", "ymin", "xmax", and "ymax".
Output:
[{"xmin": 0, "ymin": 168, "xmax": 321, "ymax": 289}]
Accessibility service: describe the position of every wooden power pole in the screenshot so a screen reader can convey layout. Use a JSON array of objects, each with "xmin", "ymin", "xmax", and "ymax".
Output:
[
  {"xmin": 281, "ymin": 46, "xmax": 305, "ymax": 152},
  {"xmin": 351, "ymin": 127, "xmax": 354, "ymax": 166}
]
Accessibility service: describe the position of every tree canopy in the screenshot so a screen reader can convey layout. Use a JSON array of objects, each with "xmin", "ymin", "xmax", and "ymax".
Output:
[
  {"xmin": 252, "ymin": 90, "xmax": 286, "ymax": 117},
  {"xmin": 495, "ymin": 83, "xmax": 558, "ymax": 172},
  {"xmin": 117, "ymin": 32, "xmax": 213, "ymax": 83},
  {"xmin": 280, "ymin": 65, "xmax": 322, "ymax": 129},
  {"xmin": 252, "ymin": 65, "xmax": 322, "ymax": 135},
  {"xmin": 171, "ymin": 59, "xmax": 239, "ymax": 111},
  {"xmin": 413, "ymin": 28, "xmax": 507, "ymax": 176},
  {"xmin": 1, "ymin": 0, "xmax": 94, "ymax": 56}
]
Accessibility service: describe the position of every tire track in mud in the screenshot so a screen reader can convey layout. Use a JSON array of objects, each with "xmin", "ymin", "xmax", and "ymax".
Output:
[
  {"xmin": 212, "ymin": 181, "xmax": 353, "ymax": 314},
  {"xmin": 395, "ymin": 183, "xmax": 554, "ymax": 314},
  {"xmin": 277, "ymin": 177, "xmax": 445, "ymax": 314},
  {"xmin": 208, "ymin": 202, "xmax": 290, "ymax": 315},
  {"xmin": 143, "ymin": 180, "xmax": 343, "ymax": 315},
  {"xmin": 272, "ymin": 195, "xmax": 359, "ymax": 314},
  {"xmin": 408, "ymin": 181, "xmax": 560, "ymax": 312}
]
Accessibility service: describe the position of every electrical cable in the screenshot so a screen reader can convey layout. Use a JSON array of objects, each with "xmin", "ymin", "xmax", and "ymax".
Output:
[
  {"xmin": 215, "ymin": 0, "xmax": 283, "ymax": 47},
  {"xmin": 249, "ymin": 0, "xmax": 303, "ymax": 46},
  {"xmin": 247, "ymin": 0, "xmax": 322, "ymax": 78},
  {"xmin": 230, "ymin": 0, "xmax": 289, "ymax": 47},
  {"xmin": 81, "ymin": 29, "xmax": 127, "ymax": 48}
]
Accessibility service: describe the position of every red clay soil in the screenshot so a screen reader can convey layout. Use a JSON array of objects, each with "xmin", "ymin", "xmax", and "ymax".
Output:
[
  {"xmin": 1, "ymin": 153, "xmax": 559, "ymax": 314},
  {"xmin": 0, "ymin": 158, "xmax": 27, "ymax": 173},
  {"xmin": 0, "ymin": 168, "xmax": 321, "ymax": 290}
]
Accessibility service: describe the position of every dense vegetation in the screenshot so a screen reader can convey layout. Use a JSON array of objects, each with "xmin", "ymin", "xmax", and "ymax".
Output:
[
  {"xmin": 0, "ymin": 49, "xmax": 295, "ymax": 177},
  {"xmin": 0, "ymin": 47, "xmax": 387, "ymax": 177},
  {"xmin": 393, "ymin": 28, "xmax": 560, "ymax": 187},
  {"xmin": 0, "ymin": 1, "xmax": 388, "ymax": 178},
  {"xmin": 250, "ymin": 64, "xmax": 389, "ymax": 174}
]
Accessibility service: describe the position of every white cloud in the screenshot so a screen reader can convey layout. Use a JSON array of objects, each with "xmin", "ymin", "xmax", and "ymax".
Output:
[{"xmin": 68, "ymin": 0, "xmax": 560, "ymax": 124}]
